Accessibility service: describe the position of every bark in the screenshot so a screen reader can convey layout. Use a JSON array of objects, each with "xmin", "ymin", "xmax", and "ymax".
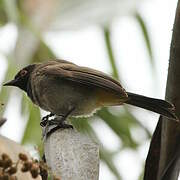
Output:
[
  {"xmin": 158, "ymin": 1, "xmax": 180, "ymax": 178},
  {"xmin": 144, "ymin": 1, "xmax": 180, "ymax": 179},
  {"xmin": 44, "ymin": 128, "xmax": 99, "ymax": 180},
  {"xmin": 144, "ymin": 119, "xmax": 162, "ymax": 180}
]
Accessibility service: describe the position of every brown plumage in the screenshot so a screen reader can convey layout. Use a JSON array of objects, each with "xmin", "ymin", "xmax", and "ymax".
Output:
[{"xmin": 3, "ymin": 59, "xmax": 178, "ymax": 124}]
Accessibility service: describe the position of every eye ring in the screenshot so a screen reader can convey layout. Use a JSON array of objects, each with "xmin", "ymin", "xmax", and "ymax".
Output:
[{"xmin": 20, "ymin": 69, "xmax": 28, "ymax": 76}]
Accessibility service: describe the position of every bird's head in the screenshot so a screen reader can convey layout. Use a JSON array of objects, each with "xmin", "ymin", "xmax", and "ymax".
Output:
[{"xmin": 3, "ymin": 64, "xmax": 36, "ymax": 92}]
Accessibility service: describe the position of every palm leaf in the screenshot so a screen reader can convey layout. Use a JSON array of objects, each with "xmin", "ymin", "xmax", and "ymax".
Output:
[
  {"xmin": 135, "ymin": 12, "xmax": 154, "ymax": 66},
  {"xmin": 21, "ymin": 99, "xmax": 41, "ymax": 147},
  {"xmin": 97, "ymin": 108, "xmax": 138, "ymax": 149},
  {"xmin": 103, "ymin": 26, "xmax": 119, "ymax": 79},
  {"xmin": 0, "ymin": 58, "xmax": 18, "ymax": 116}
]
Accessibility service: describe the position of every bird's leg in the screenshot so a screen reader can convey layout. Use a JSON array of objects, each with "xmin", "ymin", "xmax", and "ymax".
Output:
[
  {"xmin": 40, "ymin": 113, "xmax": 54, "ymax": 127},
  {"xmin": 43, "ymin": 107, "xmax": 75, "ymax": 138},
  {"xmin": 52, "ymin": 106, "xmax": 75, "ymax": 127}
]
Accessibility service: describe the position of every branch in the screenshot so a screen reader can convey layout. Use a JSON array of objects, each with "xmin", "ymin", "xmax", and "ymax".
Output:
[
  {"xmin": 144, "ymin": 1, "xmax": 180, "ymax": 179},
  {"xmin": 44, "ymin": 128, "xmax": 99, "ymax": 180},
  {"xmin": 144, "ymin": 119, "xmax": 162, "ymax": 180},
  {"xmin": 157, "ymin": 1, "xmax": 180, "ymax": 179}
]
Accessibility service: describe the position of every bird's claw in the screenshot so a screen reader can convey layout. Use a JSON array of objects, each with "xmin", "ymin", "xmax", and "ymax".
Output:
[
  {"xmin": 42, "ymin": 120, "xmax": 73, "ymax": 140},
  {"xmin": 40, "ymin": 113, "xmax": 54, "ymax": 127},
  {"xmin": 42, "ymin": 107, "xmax": 75, "ymax": 140},
  {"xmin": 46, "ymin": 122, "xmax": 73, "ymax": 137}
]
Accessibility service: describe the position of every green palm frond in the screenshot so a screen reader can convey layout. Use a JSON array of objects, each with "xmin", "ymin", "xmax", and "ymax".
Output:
[{"xmin": 135, "ymin": 12, "xmax": 154, "ymax": 67}]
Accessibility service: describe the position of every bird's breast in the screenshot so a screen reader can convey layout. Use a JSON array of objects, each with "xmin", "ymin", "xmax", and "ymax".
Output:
[
  {"xmin": 31, "ymin": 75, "xmax": 99, "ymax": 117},
  {"xmin": 30, "ymin": 72, "xmax": 127, "ymax": 117}
]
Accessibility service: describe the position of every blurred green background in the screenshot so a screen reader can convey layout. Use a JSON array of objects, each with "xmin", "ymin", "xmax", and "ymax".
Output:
[{"xmin": 0, "ymin": 0, "xmax": 177, "ymax": 179}]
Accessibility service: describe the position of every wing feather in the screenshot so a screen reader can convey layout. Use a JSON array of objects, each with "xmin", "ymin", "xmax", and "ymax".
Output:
[{"xmin": 39, "ymin": 60, "xmax": 128, "ymax": 98}]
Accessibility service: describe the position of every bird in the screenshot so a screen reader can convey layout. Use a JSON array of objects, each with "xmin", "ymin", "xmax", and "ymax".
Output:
[{"xmin": 3, "ymin": 59, "xmax": 178, "ymax": 135}]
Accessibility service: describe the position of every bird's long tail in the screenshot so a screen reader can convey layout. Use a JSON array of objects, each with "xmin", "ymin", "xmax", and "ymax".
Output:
[{"xmin": 125, "ymin": 92, "xmax": 178, "ymax": 121}]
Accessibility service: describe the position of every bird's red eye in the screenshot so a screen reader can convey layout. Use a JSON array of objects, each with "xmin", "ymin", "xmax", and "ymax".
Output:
[{"xmin": 20, "ymin": 69, "xmax": 28, "ymax": 76}]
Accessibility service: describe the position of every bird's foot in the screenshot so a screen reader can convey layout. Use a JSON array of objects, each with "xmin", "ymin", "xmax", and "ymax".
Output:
[
  {"xmin": 47, "ymin": 121, "xmax": 73, "ymax": 137},
  {"xmin": 42, "ymin": 107, "xmax": 75, "ymax": 139},
  {"xmin": 42, "ymin": 118, "xmax": 73, "ymax": 139},
  {"xmin": 40, "ymin": 113, "xmax": 54, "ymax": 127}
]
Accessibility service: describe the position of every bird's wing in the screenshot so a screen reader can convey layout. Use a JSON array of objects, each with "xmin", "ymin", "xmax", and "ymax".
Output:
[{"xmin": 40, "ymin": 60, "xmax": 128, "ymax": 98}]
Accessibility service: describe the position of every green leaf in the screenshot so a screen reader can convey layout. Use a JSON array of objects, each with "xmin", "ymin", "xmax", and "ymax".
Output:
[
  {"xmin": 102, "ymin": 25, "xmax": 151, "ymax": 148},
  {"xmin": 32, "ymin": 41, "xmax": 56, "ymax": 63},
  {"xmin": 97, "ymin": 108, "xmax": 138, "ymax": 149},
  {"xmin": 100, "ymin": 148, "xmax": 122, "ymax": 180},
  {"xmin": 135, "ymin": 12, "xmax": 154, "ymax": 66},
  {"xmin": 21, "ymin": 99, "xmax": 41, "ymax": 147},
  {"xmin": 0, "ymin": 1, "xmax": 8, "ymax": 26},
  {"xmin": 0, "ymin": 58, "xmax": 18, "ymax": 116},
  {"xmin": 20, "ymin": 93, "xmax": 28, "ymax": 116},
  {"xmin": 103, "ymin": 26, "xmax": 119, "ymax": 80},
  {"xmin": 2, "ymin": 0, "xmax": 19, "ymax": 23}
]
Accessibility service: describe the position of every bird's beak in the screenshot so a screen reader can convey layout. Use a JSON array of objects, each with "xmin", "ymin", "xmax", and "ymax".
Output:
[{"xmin": 3, "ymin": 79, "xmax": 18, "ymax": 87}]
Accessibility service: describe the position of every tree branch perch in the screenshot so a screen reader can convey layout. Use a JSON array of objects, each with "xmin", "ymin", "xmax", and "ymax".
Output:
[
  {"xmin": 44, "ymin": 128, "xmax": 99, "ymax": 180},
  {"xmin": 144, "ymin": 1, "xmax": 180, "ymax": 179}
]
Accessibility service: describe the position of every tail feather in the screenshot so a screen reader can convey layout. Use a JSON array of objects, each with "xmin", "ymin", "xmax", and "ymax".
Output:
[{"xmin": 125, "ymin": 92, "xmax": 178, "ymax": 121}]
